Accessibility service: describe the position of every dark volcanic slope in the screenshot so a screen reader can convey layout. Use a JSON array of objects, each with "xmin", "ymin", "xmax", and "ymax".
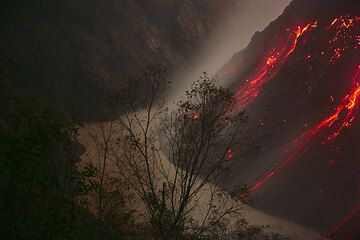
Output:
[
  {"xmin": 218, "ymin": 0, "xmax": 360, "ymax": 238},
  {"xmin": 0, "ymin": 0, "xmax": 240, "ymax": 119}
]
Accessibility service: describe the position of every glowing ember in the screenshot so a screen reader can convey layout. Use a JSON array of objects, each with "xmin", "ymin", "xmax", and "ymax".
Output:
[
  {"xmin": 234, "ymin": 23, "xmax": 317, "ymax": 109},
  {"xmin": 328, "ymin": 160, "xmax": 335, "ymax": 167},
  {"xmin": 327, "ymin": 18, "xmax": 339, "ymax": 30},
  {"xmin": 226, "ymin": 149, "xmax": 235, "ymax": 160},
  {"xmin": 192, "ymin": 112, "xmax": 200, "ymax": 120}
]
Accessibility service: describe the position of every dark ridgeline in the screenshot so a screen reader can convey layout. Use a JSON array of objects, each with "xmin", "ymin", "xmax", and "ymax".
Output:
[{"xmin": 0, "ymin": 0, "xmax": 241, "ymax": 120}]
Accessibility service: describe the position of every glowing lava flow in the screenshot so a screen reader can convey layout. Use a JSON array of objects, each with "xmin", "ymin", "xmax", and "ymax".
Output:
[
  {"xmin": 234, "ymin": 15, "xmax": 359, "ymax": 109},
  {"xmin": 234, "ymin": 23, "xmax": 317, "ymax": 109},
  {"xmin": 247, "ymin": 15, "xmax": 360, "ymax": 194},
  {"xmin": 249, "ymin": 66, "xmax": 360, "ymax": 194},
  {"xmin": 325, "ymin": 204, "xmax": 360, "ymax": 239}
]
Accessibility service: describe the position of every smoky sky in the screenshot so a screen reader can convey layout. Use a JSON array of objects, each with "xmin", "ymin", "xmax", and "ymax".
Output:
[{"xmin": 171, "ymin": 0, "xmax": 292, "ymax": 101}]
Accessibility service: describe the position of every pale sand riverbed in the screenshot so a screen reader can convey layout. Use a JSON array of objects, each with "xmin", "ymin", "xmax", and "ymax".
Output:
[{"xmin": 78, "ymin": 121, "xmax": 321, "ymax": 240}]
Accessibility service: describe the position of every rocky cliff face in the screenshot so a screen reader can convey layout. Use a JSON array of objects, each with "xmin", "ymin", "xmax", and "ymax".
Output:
[
  {"xmin": 218, "ymin": 0, "xmax": 360, "ymax": 238},
  {"xmin": 0, "ymin": 0, "xmax": 240, "ymax": 119}
]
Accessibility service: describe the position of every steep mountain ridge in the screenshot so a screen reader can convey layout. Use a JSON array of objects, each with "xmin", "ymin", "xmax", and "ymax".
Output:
[
  {"xmin": 218, "ymin": 0, "xmax": 360, "ymax": 238},
  {"xmin": 0, "ymin": 0, "xmax": 240, "ymax": 119}
]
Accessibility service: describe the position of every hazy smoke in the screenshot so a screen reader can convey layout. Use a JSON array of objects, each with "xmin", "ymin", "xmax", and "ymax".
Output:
[{"xmin": 170, "ymin": 0, "xmax": 292, "ymax": 102}]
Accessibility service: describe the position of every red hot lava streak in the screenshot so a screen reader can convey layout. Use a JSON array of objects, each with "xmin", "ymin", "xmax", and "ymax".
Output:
[
  {"xmin": 234, "ymin": 23, "xmax": 317, "ymax": 109},
  {"xmin": 248, "ymin": 15, "xmax": 360, "ymax": 194},
  {"xmin": 249, "ymin": 65, "xmax": 360, "ymax": 194},
  {"xmin": 325, "ymin": 204, "xmax": 360, "ymax": 239}
]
